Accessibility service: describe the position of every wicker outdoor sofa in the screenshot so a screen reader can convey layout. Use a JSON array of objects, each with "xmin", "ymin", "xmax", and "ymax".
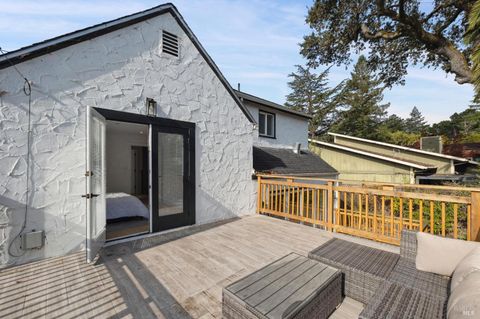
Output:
[{"xmin": 309, "ymin": 230, "xmax": 451, "ymax": 319}]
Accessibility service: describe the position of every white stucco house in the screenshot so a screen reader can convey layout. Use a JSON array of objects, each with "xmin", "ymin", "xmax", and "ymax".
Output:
[{"xmin": 0, "ymin": 3, "xmax": 336, "ymax": 267}]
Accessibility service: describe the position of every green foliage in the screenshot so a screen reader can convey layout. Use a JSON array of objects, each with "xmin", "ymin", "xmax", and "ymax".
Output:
[
  {"xmin": 331, "ymin": 56, "xmax": 389, "ymax": 139},
  {"xmin": 285, "ymin": 65, "xmax": 344, "ymax": 135},
  {"xmin": 382, "ymin": 131, "xmax": 421, "ymax": 146},
  {"xmin": 301, "ymin": 1, "xmax": 475, "ymax": 87},
  {"xmin": 405, "ymin": 107, "xmax": 428, "ymax": 134},
  {"xmin": 465, "ymin": 0, "xmax": 480, "ymax": 102},
  {"xmin": 430, "ymin": 108, "xmax": 480, "ymax": 143}
]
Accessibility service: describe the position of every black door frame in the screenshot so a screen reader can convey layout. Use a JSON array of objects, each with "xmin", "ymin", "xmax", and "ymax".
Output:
[{"xmin": 94, "ymin": 107, "xmax": 196, "ymax": 232}]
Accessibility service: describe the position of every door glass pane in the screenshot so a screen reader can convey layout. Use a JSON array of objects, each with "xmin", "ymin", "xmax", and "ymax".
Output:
[
  {"xmin": 91, "ymin": 117, "xmax": 104, "ymax": 235},
  {"xmin": 158, "ymin": 132, "xmax": 184, "ymax": 216}
]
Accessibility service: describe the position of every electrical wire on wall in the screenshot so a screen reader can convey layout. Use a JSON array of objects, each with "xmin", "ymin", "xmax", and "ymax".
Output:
[{"xmin": 0, "ymin": 47, "xmax": 33, "ymax": 257}]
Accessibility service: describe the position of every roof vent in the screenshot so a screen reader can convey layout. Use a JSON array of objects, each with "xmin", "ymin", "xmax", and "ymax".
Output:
[
  {"xmin": 162, "ymin": 30, "xmax": 179, "ymax": 57},
  {"xmin": 293, "ymin": 143, "xmax": 301, "ymax": 154}
]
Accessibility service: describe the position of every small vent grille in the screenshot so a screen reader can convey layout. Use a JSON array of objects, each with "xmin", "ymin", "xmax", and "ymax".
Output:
[{"xmin": 162, "ymin": 30, "xmax": 179, "ymax": 57}]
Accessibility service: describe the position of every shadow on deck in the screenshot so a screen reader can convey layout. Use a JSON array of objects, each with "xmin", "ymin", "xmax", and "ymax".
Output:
[{"xmin": 0, "ymin": 215, "xmax": 397, "ymax": 319}]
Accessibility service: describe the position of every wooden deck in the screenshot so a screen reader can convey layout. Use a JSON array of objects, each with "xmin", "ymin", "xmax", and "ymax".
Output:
[{"xmin": 0, "ymin": 215, "xmax": 398, "ymax": 319}]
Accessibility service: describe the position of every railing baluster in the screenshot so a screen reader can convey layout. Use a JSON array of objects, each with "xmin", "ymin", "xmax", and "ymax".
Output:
[
  {"xmin": 350, "ymin": 193, "xmax": 354, "ymax": 228},
  {"xmin": 390, "ymin": 198, "xmax": 394, "ymax": 238},
  {"xmin": 409, "ymin": 199, "xmax": 413, "ymax": 230},
  {"xmin": 419, "ymin": 200, "xmax": 423, "ymax": 231},
  {"xmin": 381, "ymin": 196, "xmax": 385, "ymax": 236},
  {"xmin": 467, "ymin": 205, "xmax": 471, "ymax": 241},
  {"xmin": 373, "ymin": 195, "xmax": 377, "ymax": 234},
  {"xmin": 453, "ymin": 204, "xmax": 458, "ymax": 239},
  {"xmin": 399, "ymin": 198, "xmax": 403, "ymax": 233},
  {"xmin": 430, "ymin": 201, "xmax": 434, "ymax": 235},
  {"xmin": 343, "ymin": 192, "xmax": 347, "ymax": 226},
  {"xmin": 441, "ymin": 202, "xmax": 446, "ymax": 237},
  {"xmin": 358, "ymin": 193, "xmax": 362, "ymax": 230}
]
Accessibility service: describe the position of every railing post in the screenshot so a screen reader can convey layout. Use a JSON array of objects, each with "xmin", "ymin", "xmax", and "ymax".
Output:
[
  {"xmin": 257, "ymin": 175, "xmax": 262, "ymax": 214},
  {"xmin": 471, "ymin": 191, "xmax": 480, "ymax": 241},
  {"xmin": 327, "ymin": 181, "xmax": 333, "ymax": 232}
]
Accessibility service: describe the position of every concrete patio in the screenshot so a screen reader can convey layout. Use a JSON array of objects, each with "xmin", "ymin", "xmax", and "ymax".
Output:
[{"xmin": 0, "ymin": 215, "xmax": 399, "ymax": 319}]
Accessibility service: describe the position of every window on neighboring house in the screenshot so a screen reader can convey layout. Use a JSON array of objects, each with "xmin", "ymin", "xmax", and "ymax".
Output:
[{"xmin": 258, "ymin": 111, "xmax": 275, "ymax": 138}]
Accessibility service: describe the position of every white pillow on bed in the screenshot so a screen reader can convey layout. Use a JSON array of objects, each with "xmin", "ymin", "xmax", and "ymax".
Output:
[{"xmin": 415, "ymin": 232, "xmax": 480, "ymax": 276}]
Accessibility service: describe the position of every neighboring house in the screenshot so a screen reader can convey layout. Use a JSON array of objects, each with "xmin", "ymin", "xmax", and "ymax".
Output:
[
  {"xmin": 0, "ymin": 4, "xmax": 333, "ymax": 267},
  {"xmin": 310, "ymin": 132, "xmax": 478, "ymax": 184},
  {"xmin": 235, "ymin": 90, "xmax": 337, "ymax": 178},
  {"xmin": 235, "ymin": 90, "xmax": 310, "ymax": 150}
]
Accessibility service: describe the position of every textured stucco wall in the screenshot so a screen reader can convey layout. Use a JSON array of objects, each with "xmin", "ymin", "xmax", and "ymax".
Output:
[
  {"xmin": 244, "ymin": 101, "xmax": 309, "ymax": 150},
  {"xmin": 0, "ymin": 12, "xmax": 256, "ymax": 266}
]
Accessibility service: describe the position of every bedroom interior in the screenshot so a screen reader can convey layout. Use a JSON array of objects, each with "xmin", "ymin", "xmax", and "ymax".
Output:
[{"xmin": 105, "ymin": 120, "xmax": 150, "ymax": 241}]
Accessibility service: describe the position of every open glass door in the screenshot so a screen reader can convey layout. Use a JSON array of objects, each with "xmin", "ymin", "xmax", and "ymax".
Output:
[
  {"xmin": 85, "ymin": 107, "xmax": 106, "ymax": 262},
  {"xmin": 151, "ymin": 126, "xmax": 194, "ymax": 232}
]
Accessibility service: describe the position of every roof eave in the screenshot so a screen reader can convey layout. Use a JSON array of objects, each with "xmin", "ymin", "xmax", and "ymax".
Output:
[
  {"xmin": 309, "ymin": 139, "xmax": 431, "ymax": 170},
  {"xmin": 328, "ymin": 132, "xmax": 471, "ymax": 163}
]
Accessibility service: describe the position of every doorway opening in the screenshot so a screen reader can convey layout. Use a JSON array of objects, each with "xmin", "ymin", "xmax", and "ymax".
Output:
[
  {"xmin": 105, "ymin": 120, "xmax": 150, "ymax": 241},
  {"xmin": 86, "ymin": 107, "xmax": 196, "ymax": 261}
]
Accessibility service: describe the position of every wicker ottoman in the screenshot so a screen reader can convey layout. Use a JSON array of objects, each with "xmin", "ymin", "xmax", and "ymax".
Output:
[
  {"xmin": 222, "ymin": 253, "xmax": 342, "ymax": 319},
  {"xmin": 308, "ymin": 238, "xmax": 399, "ymax": 304}
]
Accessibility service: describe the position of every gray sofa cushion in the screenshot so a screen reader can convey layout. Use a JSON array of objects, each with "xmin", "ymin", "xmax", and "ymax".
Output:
[
  {"xmin": 359, "ymin": 281, "xmax": 447, "ymax": 319},
  {"xmin": 388, "ymin": 259, "xmax": 450, "ymax": 299}
]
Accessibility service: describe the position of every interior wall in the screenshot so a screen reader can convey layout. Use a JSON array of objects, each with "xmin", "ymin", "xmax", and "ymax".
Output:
[{"xmin": 106, "ymin": 123, "xmax": 148, "ymax": 194}]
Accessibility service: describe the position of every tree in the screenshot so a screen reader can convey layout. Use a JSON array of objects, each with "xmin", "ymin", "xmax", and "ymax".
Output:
[
  {"xmin": 382, "ymin": 114, "xmax": 405, "ymax": 131},
  {"xmin": 285, "ymin": 65, "xmax": 343, "ymax": 135},
  {"xmin": 405, "ymin": 107, "xmax": 428, "ymax": 133},
  {"xmin": 332, "ymin": 56, "xmax": 389, "ymax": 139},
  {"xmin": 301, "ymin": 0, "xmax": 476, "ymax": 88},
  {"xmin": 465, "ymin": 0, "xmax": 480, "ymax": 101},
  {"xmin": 430, "ymin": 108, "xmax": 480, "ymax": 142}
]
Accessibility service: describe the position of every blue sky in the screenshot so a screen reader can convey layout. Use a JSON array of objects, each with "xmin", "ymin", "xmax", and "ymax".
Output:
[{"xmin": 0, "ymin": 0, "xmax": 475, "ymax": 123}]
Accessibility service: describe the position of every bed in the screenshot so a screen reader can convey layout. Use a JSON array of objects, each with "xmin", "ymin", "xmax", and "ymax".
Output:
[{"xmin": 106, "ymin": 192, "xmax": 149, "ymax": 221}]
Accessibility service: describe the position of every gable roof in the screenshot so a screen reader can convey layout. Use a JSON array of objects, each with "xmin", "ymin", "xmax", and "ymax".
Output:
[
  {"xmin": 309, "ymin": 139, "xmax": 433, "ymax": 170},
  {"xmin": 235, "ymin": 90, "xmax": 312, "ymax": 119},
  {"xmin": 0, "ymin": 3, "xmax": 255, "ymax": 123},
  {"xmin": 253, "ymin": 146, "xmax": 338, "ymax": 176},
  {"xmin": 328, "ymin": 132, "xmax": 478, "ymax": 164}
]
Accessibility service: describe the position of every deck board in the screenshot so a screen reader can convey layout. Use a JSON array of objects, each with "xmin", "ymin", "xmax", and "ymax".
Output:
[{"xmin": 0, "ymin": 215, "xmax": 392, "ymax": 318}]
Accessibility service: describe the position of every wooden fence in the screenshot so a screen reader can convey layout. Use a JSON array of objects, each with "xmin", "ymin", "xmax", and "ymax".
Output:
[{"xmin": 257, "ymin": 175, "xmax": 480, "ymax": 245}]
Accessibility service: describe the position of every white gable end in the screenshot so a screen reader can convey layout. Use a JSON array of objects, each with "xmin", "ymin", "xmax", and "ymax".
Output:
[{"xmin": 0, "ymin": 11, "xmax": 255, "ymax": 265}]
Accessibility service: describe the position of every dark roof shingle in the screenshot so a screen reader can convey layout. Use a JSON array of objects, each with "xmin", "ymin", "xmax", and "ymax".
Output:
[{"xmin": 253, "ymin": 146, "xmax": 338, "ymax": 176}]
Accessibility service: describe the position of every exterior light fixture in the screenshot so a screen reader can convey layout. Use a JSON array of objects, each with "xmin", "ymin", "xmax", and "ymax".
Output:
[{"xmin": 146, "ymin": 97, "xmax": 157, "ymax": 117}]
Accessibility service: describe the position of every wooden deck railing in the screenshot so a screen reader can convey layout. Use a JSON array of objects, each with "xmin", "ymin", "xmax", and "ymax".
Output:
[{"xmin": 257, "ymin": 175, "xmax": 480, "ymax": 245}]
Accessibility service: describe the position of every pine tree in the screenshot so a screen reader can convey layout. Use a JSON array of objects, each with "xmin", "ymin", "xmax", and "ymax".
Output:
[
  {"xmin": 405, "ymin": 107, "xmax": 428, "ymax": 133},
  {"xmin": 331, "ymin": 55, "xmax": 389, "ymax": 139},
  {"xmin": 285, "ymin": 65, "xmax": 342, "ymax": 136}
]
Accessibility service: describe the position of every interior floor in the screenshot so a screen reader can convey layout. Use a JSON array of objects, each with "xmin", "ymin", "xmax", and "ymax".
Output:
[{"xmin": 106, "ymin": 218, "xmax": 149, "ymax": 241}]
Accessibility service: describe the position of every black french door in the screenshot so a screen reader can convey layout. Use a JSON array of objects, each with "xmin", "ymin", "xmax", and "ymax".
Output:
[
  {"xmin": 92, "ymin": 108, "xmax": 195, "ymax": 233},
  {"xmin": 151, "ymin": 125, "xmax": 195, "ymax": 232}
]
